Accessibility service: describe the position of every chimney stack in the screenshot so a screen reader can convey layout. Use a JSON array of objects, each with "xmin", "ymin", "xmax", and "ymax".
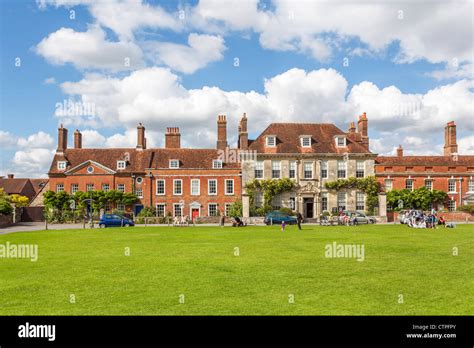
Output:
[
  {"xmin": 444, "ymin": 121, "xmax": 458, "ymax": 156},
  {"xmin": 216, "ymin": 115, "xmax": 228, "ymax": 150},
  {"xmin": 357, "ymin": 112, "xmax": 369, "ymax": 150},
  {"xmin": 396, "ymin": 145, "xmax": 403, "ymax": 157},
  {"xmin": 238, "ymin": 113, "xmax": 248, "ymax": 150},
  {"xmin": 7, "ymin": 174, "xmax": 14, "ymax": 179},
  {"xmin": 57, "ymin": 124, "xmax": 68, "ymax": 153},
  {"xmin": 136, "ymin": 123, "xmax": 146, "ymax": 150},
  {"xmin": 165, "ymin": 127, "xmax": 181, "ymax": 148},
  {"xmin": 74, "ymin": 129, "xmax": 82, "ymax": 149}
]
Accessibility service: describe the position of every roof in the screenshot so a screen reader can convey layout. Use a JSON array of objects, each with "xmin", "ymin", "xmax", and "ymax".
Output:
[
  {"xmin": 49, "ymin": 147, "xmax": 240, "ymax": 175},
  {"xmin": 30, "ymin": 179, "xmax": 48, "ymax": 194},
  {"xmin": 375, "ymin": 155, "xmax": 474, "ymax": 166},
  {"xmin": 149, "ymin": 148, "xmax": 240, "ymax": 169},
  {"xmin": 248, "ymin": 123, "xmax": 372, "ymax": 154},
  {"xmin": 0, "ymin": 178, "xmax": 30, "ymax": 194},
  {"xmin": 49, "ymin": 148, "xmax": 152, "ymax": 175}
]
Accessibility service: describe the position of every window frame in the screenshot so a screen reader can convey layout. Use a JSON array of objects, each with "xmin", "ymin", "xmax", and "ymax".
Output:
[
  {"xmin": 300, "ymin": 136, "xmax": 311, "ymax": 148},
  {"xmin": 266, "ymin": 135, "xmax": 276, "ymax": 147},
  {"xmin": 117, "ymin": 160, "xmax": 126, "ymax": 170},
  {"xmin": 225, "ymin": 179, "xmax": 234, "ymax": 195},
  {"xmin": 190, "ymin": 179, "xmax": 200, "ymax": 196},
  {"xmin": 156, "ymin": 203, "xmax": 165, "ymax": 217},
  {"xmin": 156, "ymin": 179, "xmax": 165, "ymax": 195},
  {"xmin": 57, "ymin": 161, "xmax": 67, "ymax": 170},
  {"xmin": 212, "ymin": 160, "xmax": 223, "ymax": 169},
  {"xmin": 169, "ymin": 159, "xmax": 180, "ymax": 169},
  {"xmin": 173, "ymin": 179, "xmax": 183, "ymax": 195},
  {"xmin": 208, "ymin": 179, "xmax": 217, "ymax": 195}
]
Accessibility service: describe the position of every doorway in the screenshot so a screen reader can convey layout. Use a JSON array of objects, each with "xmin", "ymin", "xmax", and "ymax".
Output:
[
  {"xmin": 191, "ymin": 208, "xmax": 200, "ymax": 222},
  {"xmin": 303, "ymin": 198, "xmax": 314, "ymax": 218}
]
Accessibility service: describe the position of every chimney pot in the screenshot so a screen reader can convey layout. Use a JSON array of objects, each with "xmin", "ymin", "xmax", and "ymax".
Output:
[
  {"xmin": 216, "ymin": 114, "xmax": 228, "ymax": 150},
  {"xmin": 444, "ymin": 121, "xmax": 458, "ymax": 156},
  {"xmin": 57, "ymin": 125, "xmax": 68, "ymax": 153},
  {"xmin": 165, "ymin": 127, "xmax": 181, "ymax": 148},
  {"xmin": 136, "ymin": 123, "xmax": 146, "ymax": 150},
  {"xmin": 74, "ymin": 129, "xmax": 82, "ymax": 149},
  {"xmin": 396, "ymin": 145, "xmax": 403, "ymax": 157},
  {"xmin": 7, "ymin": 174, "xmax": 14, "ymax": 179}
]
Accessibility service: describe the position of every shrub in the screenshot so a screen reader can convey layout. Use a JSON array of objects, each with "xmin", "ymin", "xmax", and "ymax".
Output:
[
  {"xmin": 138, "ymin": 206, "xmax": 156, "ymax": 217},
  {"xmin": 0, "ymin": 200, "xmax": 13, "ymax": 215},
  {"xmin": 227, "ymin": 201, "xmax": 243, "ymax": 217},
  {"xmin": 279, "ymin": 207, "xmax": 294, "ymax": 215},
  {"xmin": 457, "ymin": 205, "xmax": 474, "ymax": 214}
]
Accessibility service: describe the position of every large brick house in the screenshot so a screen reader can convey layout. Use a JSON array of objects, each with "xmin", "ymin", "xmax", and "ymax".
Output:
[
  {"xmin": 239, "ymin": 112, "xmax": 377, "ymax": 218},
  {"xmin": 48, "ymin": 117, "xmax": 241, "ymax": 219},
  {"xmin": 375, "ymin": 121, "xmax": 474, "ymax": 211}
]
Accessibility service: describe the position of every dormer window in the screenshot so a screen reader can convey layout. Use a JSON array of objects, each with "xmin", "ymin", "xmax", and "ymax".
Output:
[
  {"xmin": 266, "ymin": 135, "xmax": 276, "ymax": 147},
  {"xmin": 169, "ymin": 159, "xmax": 179, "ymax": 169},
  {"xmin": 300, "ymin": 136, "xmax": 311, "ymax": 148},
  {"xmin": 336, "ymin": 136, "xmax": 346, "ymax": 147},
  {"xmin": 57, "ymin": 161, "xmax": 67, "ymax": 170},
  {"xmin": 212, "ymin": 159, "xmax": 223, "ymax": 169},
  {"xmin": 117, "ymin": 160, "xmax": 126, "ymax": 170}
]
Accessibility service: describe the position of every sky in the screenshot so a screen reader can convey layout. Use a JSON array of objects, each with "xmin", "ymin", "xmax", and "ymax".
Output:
[{"xmin": 0, "ymin": 0, "xmax": 473, "ymax": 178}]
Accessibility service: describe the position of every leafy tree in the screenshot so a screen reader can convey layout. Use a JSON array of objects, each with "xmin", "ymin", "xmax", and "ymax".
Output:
[
  {"xmin": 0, "ymin": 188, "xmax": 13, "ymax": 215},
  {"xmin": 387, "ymin": 187, "xmax": 448, "ymax": 211},
  {"xmin": 9, "ymin": 194, "xmax": 29, "ymax": 208},
  {"xmin": 245, "ymin": 178, "xmax": 296, "ymax": 216},
  {"xmin": 227, "ymin": 201, "xmax": 243, "ymax": 217}
]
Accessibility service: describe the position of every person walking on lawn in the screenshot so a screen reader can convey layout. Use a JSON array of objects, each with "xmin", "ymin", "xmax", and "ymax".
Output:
[{"xmin": 296, "ymin": 212, "xmax": 303, "ymax": 230}]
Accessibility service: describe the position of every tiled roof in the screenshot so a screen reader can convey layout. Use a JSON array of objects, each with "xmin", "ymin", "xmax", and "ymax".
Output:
[
  {"xmin": 248, "ymin": 123, "xmax": 371, "ymax": 154},
  {"xmin": 49, "ymin": 148, "xmax": 240, "ymax": 174},
  {"xmin": 149, "ymin": 148, "xmax": 240, "ymax": 169},
  {"xmin": 375, "ymin": 156, "xmax": 474, "ymax": 166},
  {"xmin": 0, "ymin": 178, "xmax": 30, "ymax": 194},
  {"xmin": 30, "ymin": 179, "xmax": 48, "ymax": 194},
  {"xmin": 49, "ymin": 148, "xmax": 152, "ymax": 175}
]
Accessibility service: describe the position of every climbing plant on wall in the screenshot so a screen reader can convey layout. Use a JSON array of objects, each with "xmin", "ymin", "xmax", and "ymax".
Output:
[
  {"xmin": 245, "ymin": 178, "xmax": 296, "ymax": 211},
  {"xmin": 324, "ymin": 176, "xmax": 381, "ymax": 214}
]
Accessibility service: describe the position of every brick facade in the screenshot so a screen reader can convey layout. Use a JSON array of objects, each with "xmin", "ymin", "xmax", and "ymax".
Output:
[{"xmin": 375, "ymin": 122, "xmax": 474, "ymax": 211}]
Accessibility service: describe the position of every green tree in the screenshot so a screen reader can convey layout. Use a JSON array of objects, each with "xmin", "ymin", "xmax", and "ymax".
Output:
[{"xmin": 227, "ymin": 201, "xmax": 243, "ymax": 217}]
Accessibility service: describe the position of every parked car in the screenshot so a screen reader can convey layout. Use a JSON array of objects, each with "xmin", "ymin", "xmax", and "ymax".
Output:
[
  {"xmin": 99, "ymin": 214, "xmax": 135, "ymax": 228},
  {"xmin": 264, "ymin": 211, "xmax": 298, "ymax": 225},
  {"xmin": 343, "ymin": 211, "xmax": 376, "ymax": 224}
]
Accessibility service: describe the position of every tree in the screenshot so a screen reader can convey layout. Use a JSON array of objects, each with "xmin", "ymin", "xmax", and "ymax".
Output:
[
  {"xmin": 227, "ymin": 201, "xmax": 243, "ymax": 217},
  {"xmin": 387, "ymin": 187, "xmax": 448, "ymax": 211},
  {"xmin": 0, "ymin": 188, "xmax": 13, "ymax": 215},
  {"xmin": 9, "ymin": 194, "xmax": 29, "ymax": 208}
]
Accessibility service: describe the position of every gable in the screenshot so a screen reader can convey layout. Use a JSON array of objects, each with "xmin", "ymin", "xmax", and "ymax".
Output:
[{"xmin": 64, "ymin": 160, "xmax": 116, "ymax": 175}]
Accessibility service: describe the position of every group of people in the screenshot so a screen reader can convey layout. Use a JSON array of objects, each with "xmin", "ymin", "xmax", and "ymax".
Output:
[{"xmin": 402, "ymin": 209, "xmax": 455, "ymax": 228}]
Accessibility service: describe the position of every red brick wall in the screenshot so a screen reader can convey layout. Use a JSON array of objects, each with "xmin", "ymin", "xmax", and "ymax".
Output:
[{"xmin": 389, "ymin": 211, "xmax": 474, "ymax": 223}]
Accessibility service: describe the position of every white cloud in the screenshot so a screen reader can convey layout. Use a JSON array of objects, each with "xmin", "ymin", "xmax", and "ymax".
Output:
[
  {"xmin": 17, "ymin": 131, "xmax": 54, "ymax": 149},
  {"xmin": 38, "ymin": 0, "xmax": 473, "ymax": 69},
  {"xmin": 36, "ymin": 26, "xmax": 144, "ymax": 71},
  {"xmin": 58, "ymin": 67, "xmax": 474, "ymax": 153},
  {"xmin": 145, "ymin": 33, "xmax": 226, "ymax": 74},
  {"xmin": 458, "ymin": 135, "xmax": 474, "ymax": 155},
  {"xmin": 0, "ymin": 131, "xmax": 17, "ymax": 148},
  {"xmin": 38, "ymin": 0, "xmax": 181, "ymax": 40},
  {"xmin": 11, "ymin": 148, "xmax": 55, "ymax": 177},
  {"xmin": 43, "ymin": 77, "xmax": 56, "ymax": 85}
]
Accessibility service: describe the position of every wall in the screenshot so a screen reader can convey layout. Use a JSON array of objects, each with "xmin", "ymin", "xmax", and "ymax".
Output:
[{"xmin": 0, "ymin": 214, "xmax": 13, "ymax": 228}]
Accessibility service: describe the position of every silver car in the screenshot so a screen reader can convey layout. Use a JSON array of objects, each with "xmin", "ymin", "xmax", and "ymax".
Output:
[{"xmin": 344, "ymin": 211, "xmax": 376, "ymax": 224}]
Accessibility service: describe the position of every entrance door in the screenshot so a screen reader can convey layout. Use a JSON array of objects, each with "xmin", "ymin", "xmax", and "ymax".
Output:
[
  {"xmin": 191, "ymin": 208, "xmax": 199, "ymax": 221},
  {"xmin": 303, "ymin": 198, "xmax": 313, "ymax": 218},
  {"xmin": 134, "ymin": 204, "xmax": 144, "ymax": 216}
]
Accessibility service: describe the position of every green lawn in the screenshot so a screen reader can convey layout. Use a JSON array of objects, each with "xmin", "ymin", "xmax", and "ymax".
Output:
[{"xmin": 0, "ymin": 224, "xmax": 472, "ymax": 315}]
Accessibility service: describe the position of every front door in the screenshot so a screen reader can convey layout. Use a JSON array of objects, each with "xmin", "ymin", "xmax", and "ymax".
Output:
[
  {"xmin": 191, "ymin": 208, "xmax": 199, "ymax": 221},
  {"xmin": 134, "ymin": 204, "xmax": 144, "ymax": 217},
  {"xmin": 303, "ymin": 198, "xmax": 313, "ymax": 218}
]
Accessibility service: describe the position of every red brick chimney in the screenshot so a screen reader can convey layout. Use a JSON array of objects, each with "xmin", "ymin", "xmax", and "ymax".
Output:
[
  {"xmin": 74, "ymin": 129, "xmax": 82, "ymax": 149},
  {"xmin": 396, "ymin": 145, "xmax": 403, "ymax": 157},
  {"xmin": 136, "ymin": 123, "xmax": 146, "ymax": 150},
  {"xmin": 444, "ymin": 121, "xmax": 458, "ymax": 156},
  {"xmin": 216, "ymin": 115, "xmax": 228, "ymax": 150},
  {"xmin": 165, "ymin": 127, "xmax": 180, "ymax": 148},
  {"xmin": 57, "ymin": 124, "xmax": 68, "ymax": 153},
  {"xmin": 238, "ymin": 113, "xmax": 248, "ymax": 150},
  {"xmin": 357, "ymin": 112, "xmax": 369, "ymax": 150}
]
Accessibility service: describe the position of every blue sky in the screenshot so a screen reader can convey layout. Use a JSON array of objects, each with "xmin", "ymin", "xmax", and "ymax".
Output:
[{"xmin": 0, "ymin": 0, "xmax": 473, "ymax": 177}]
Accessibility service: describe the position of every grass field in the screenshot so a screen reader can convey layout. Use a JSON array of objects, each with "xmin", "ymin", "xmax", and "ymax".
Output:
[{"xmin": 0, "ymin": 224, "xmax": 472, "ymax": 315}]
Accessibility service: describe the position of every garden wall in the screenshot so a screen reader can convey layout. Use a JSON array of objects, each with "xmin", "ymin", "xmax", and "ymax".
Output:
[
  {"xmin": 388, "ymin": 211, "xmax": 474, "ymax": 223},
  {"xmin": 0, "ymin": 214, "xmax": 13, "ymax": 228}
]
